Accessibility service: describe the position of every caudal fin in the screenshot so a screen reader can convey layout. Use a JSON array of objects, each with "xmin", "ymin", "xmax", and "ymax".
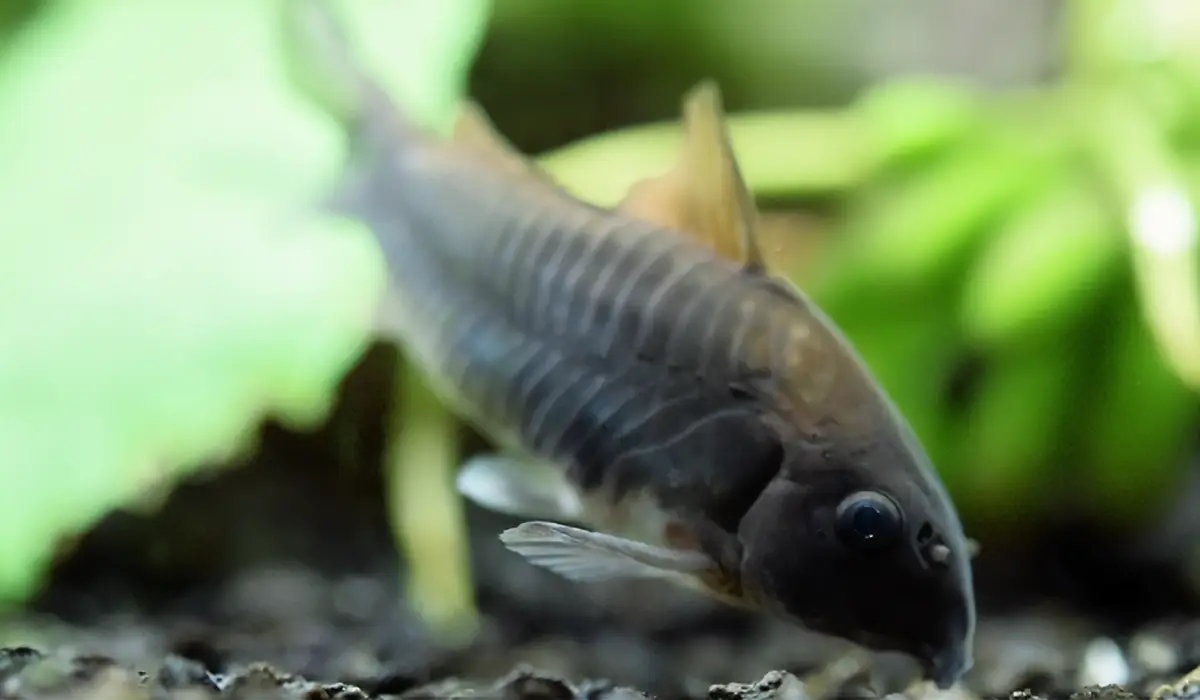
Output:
[
  {"xmin": 280, "ymin": 0, "xmax": 425, "ymax": 218},
  {"xmin": 279, "ymin": 0, "xmax": 410, "ymax": 135}
]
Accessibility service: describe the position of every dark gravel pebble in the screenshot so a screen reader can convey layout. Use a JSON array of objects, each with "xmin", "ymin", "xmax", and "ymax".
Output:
[
  {"xmin": 3, "ymin": 647, "xmax": 1198, "ymax": 700},
  {"xmin": 0, "ymin": 653, "xmax": 656, "ymax": 700},
  {"xmin": 8, "ymin": 370, "xmax": 1198, "ymax": 700}
]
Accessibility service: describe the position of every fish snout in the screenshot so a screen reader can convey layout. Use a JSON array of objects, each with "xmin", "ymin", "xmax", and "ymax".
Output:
[
  {"xmin": 921, "ymin": 639, "xmax": 973, "ymax": 690},
  {"xmin": 916, "ymin": 543, "xmax": 976, "ymax": 690}
]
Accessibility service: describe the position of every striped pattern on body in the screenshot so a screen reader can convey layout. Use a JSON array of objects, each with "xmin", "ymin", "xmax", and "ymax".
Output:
[{"xmin": 350, "ymin": 135, "xmax": 831, "ymax": 517}]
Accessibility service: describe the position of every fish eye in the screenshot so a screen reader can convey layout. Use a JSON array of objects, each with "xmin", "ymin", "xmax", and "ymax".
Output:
[{"xmin": 835, "ymin": 490, "xmax": 903, "ymax": 551}]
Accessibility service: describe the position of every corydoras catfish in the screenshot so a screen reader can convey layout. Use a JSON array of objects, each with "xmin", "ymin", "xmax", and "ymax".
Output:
[{"xmin": 283, "ymin": 0, "xmax": 976, "ymax": 688}]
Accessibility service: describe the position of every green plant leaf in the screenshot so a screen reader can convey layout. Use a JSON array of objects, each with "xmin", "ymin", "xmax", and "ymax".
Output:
[{"xmin": 0, "ymin": 0, "xmax": 489, "ymax": 601}]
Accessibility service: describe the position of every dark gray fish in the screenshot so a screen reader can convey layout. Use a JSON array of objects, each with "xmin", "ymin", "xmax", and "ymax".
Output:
[{"xmin": 282, "ymin": 0, "xmax": 977, "ymax": 689}]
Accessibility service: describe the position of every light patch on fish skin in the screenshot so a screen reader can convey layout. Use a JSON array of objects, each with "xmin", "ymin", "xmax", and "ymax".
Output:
[
  {"xmin": 774, "ymin": 306, "xmax": 837, "ymax": 409},
  {"xmin": 811, "ymin": 353, "xmax": 839, "ymax": 405},
  {"xmin": 796, "ymin": 370, "xmax": 836, "ymax": 408},
  {"xmin": 578, "ymin": 486, "xmax": 679, "ymax": 550},
  {"xmin": 660, "ymin": 522, "xmax": 755, "ymax": 610},
  {"xmin": 785, "ymin": 342, "xmax": 805, "ymax": 371},
  {"xmin": 740, "ymin": 299, "xmax": 756, "ymax": 315},
  {"xmin": 729, "ymin": 299, "xmax": 760, "ymax": 368},
  {"xmin": 499, "ymin": 521, "xmax": 714, "ymax": 583}
]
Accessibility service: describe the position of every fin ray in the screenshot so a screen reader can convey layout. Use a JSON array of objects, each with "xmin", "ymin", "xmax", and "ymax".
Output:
[
  {"xmin": 679, "ymin": 80, "xmax": 766, "ymax": 272},
  {"xmin": 499, "ymin": 520, "xmax": 714, "ymax": 582},
  {"xmin": 615, "ymin": 79, "xmax": 766, "ymax": 273}
]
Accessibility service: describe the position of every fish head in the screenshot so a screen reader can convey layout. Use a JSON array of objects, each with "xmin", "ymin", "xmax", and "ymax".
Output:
[{"xmin": 735, "ymin": 410, "xmax": 975, "ymax": 689}]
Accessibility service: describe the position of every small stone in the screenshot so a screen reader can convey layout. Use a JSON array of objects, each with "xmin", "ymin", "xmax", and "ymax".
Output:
[
  {"xmin": 331, "ymin": 576, "xmax": 388, "ymax": 623},
  {"xmin": 0, "ymin": 647, "xmax": 44, "ymax": 681},
  {"xmin": 587, "ymin": 633, "xmax": 655, "ymax": 691},
  {"xmin": 218, "ymin": 567, "xmax": 327, "ymax": 628},
  {"xmin": 577, "ymin": 679, "xmax": 650, "ymax": 700},
  {"xmin": 330, "ymin": 643, "xmax": 383, "ymax": 681},
  {"xmin": 898, "ymin": 679, "xmax": 978, "ymax": 700},
  {"xmin": 224, "ymin": 663, "xmax": 290, "ymax": 700},
  {"xmin": 1151, "ymin": 664, "xmax": 1200, "ymax": 700},
  {"xmin": 801, "ymin": 651, "xmax": 872, "ymax": 700},
  {"xmin": 496, "ymin": 665, "xmax": 579, "ymax": 700},
  {"xmin": 11, "ymin": 651, "xmax": 94, "ymax": 694},
  {"xmin": 78, "ymin": 666, "xmax": 150, "ymax": 700},
  {"xmin": 169, "ymin": 690, "xmax": 222, "ymax": 700},
  {"xmin": 971, "ymin": 615, "xmax": 1084, "ymax": 695},
  {"xmin": 592, "ymin": 689, "xmax": 650, "ymax": 700},
  {"xmin": 158, "ymin": 654, "xmax": 218, "ymax": 690},
  {"xmin": 1069, "ymin": 685, "xmax": 1140, "ymax": 700},
  {"xmin": 709, "ymin": 670, "xmax": 809, "ymax": 700},
  {"xmin": 401, "ymin": 677, "xmax": 490, "ymax": 699},
  {"xmin": 1131, "ymin": 633, "xmax": 1181, "ymax": 677},
  {"xmin": 1078, "ymin": 638, "xmax": 1130, "ymax": 688}
]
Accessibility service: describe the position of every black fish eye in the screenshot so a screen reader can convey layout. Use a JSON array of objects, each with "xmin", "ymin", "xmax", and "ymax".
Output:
[{"xmin": 835, "ymin": 490, "xmax": 903, "ymax": 550}]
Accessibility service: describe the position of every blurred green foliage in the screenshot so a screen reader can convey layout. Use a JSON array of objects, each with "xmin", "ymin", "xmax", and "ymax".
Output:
[
  {"xmin": 0, "ymin": 0, "xmax": 1198, "ymax": 647},
  {"xmin": 816, "ymin": 0, "xmax": 1200, "ymax": 535},
  {"xmin": 0, "ymin": 0, "xmax": 485, "ymax": 607},
  {"xmin": 530, "ymin": 0, "xmax": 1200, "ymax": 540}
]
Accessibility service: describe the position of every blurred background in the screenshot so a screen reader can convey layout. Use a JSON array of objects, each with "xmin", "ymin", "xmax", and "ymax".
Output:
[{"xmin": 2, "ymin": 0, "xmax": 1200, "ymax": 698}]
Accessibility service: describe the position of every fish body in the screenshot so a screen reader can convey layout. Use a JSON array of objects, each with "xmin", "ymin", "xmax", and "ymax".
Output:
[{"xmin": 284, "ymin": 0, "xmax": 977, "ymax": 689}]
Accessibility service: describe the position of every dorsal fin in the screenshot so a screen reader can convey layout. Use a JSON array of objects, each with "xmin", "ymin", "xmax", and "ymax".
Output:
[
  {"xmin": 681, "ymin": 81, "xmax": 767, "ymax": 272},
  {"xmin": 451, "ymin": 101, "xmax": 546, "ymax": 181},
  {"xmin": 617, "ymin": 80, "xmax": 767, "ymax": 273}
]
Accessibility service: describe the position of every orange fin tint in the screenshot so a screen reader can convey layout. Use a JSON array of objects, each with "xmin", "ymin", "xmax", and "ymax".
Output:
[
  {"xmin": 617, "ymin": 80, "xmax": 766, "ymax": 273},
  {"xmin": 451, "ymin": 101, "xmax": 547, "ymax": 182}
]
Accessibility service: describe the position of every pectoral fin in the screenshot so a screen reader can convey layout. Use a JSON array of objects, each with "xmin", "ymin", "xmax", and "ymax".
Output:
[
  {"xmin": 616, "ymin": 80, "xmax": 766, "ymax": 273},
  {"xmin": 456, "ymin": 453, "xmax": 584, "ymax": 521},
  {"xmin": 499, "ymin": 520, "xmax": 715, "ymax": 582}
]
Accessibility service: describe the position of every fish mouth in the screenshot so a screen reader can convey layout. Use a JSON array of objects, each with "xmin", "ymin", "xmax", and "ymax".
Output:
[{"xmin": 922, "ymin": 643, "xmax": 971, "ymax": 690}]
